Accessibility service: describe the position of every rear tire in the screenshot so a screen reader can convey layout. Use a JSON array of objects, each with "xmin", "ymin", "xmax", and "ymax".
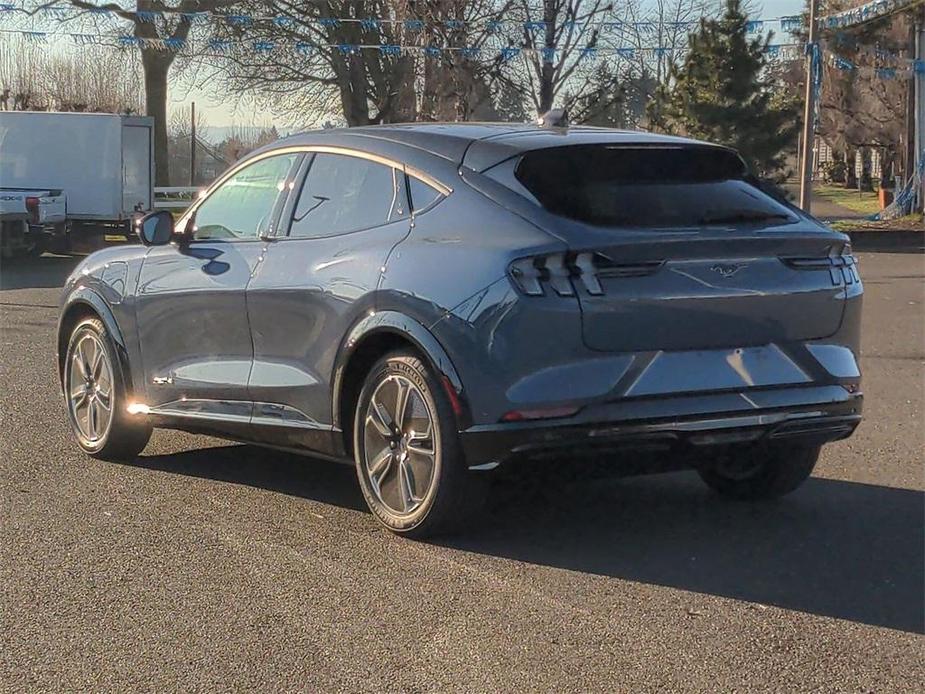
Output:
[
  {"xmin": 697, "ymin": 444, "xmax": 820, "ymax": 500},
  {"xmin": 353, "ymin": 350, "xmax": 484, "ymax": 539},
  {"xmin": 64, "ymin": 317, "xmax": 152, "ymax": 461}
]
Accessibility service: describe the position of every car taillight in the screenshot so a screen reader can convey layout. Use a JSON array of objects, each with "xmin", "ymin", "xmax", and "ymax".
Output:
[
  {"xmin": 508, "ymin": 252, "xmax": 662, "ymax": 297},
  {"xmin": 509, "ymin": 253, "xmax": 574, "ymax": 296},
  {"xmin": 509, "ymin": 252, "xmax": 606, "ymax": 297},
  {"xmin": 25, "ymin": 196, "xmax": 40, "ymax": 224},
  {"xmin": 780, "ymin": 244, "xmax": 859, "ymax": 286}
]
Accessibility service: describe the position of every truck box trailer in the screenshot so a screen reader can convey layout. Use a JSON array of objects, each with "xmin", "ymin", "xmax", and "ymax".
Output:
[{"xmin": 0, "ymin": 111, "xmax": 154, "ymax": 255}]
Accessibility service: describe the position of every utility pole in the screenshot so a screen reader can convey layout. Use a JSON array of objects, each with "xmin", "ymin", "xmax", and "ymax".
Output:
[
  {"xmin": 916, "ymin": 18, "xmax": 923, "ymax": 212},
  {"xmin": 799, "ymin": 0, "xmax": 819, "ymax": 212},
  {"xmin": 904, "ymin": 20, "xmax": 916, "ymax": 190},
  {"xmin": 189, "ymin": 101, "xmax": 196, "ymax": 188}
]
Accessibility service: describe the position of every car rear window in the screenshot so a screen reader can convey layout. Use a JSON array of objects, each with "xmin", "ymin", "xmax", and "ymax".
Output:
[{"xmin": 514, "ymin": 145, "xmax": 795, "ymax": 228}]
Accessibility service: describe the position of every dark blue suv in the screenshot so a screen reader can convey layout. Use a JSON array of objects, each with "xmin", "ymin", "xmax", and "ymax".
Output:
[{"xmin": 58, "ymin": 123, "xmax": 863, "ymax": 537}]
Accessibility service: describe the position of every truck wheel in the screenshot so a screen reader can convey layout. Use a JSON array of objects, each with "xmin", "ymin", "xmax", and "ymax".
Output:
[
  {"xmin": 24, "ymin": 234, "xmax": 45, "ymax": 258},
  {"xmin": 697, "ymin": 444, "xmax": 820, "ymax": 500},
  {"xmin": 64, "ymin": 317, "xmax": 152, "ymax": 461},
  {"xmin": 353, "ymin": 350, "xmax": 485, "ymax": 539}
]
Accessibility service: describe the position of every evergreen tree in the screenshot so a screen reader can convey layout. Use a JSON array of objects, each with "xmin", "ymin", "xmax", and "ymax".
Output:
[
  {"xmin": 650, "ymin": 0, "xmax": 800, "ymax": 180},
  {"xmin": 575, "ymin": 64, "xmax": 627, "ymax": 128},
  {"xmin": 493, "ymin": 79, "xmax": 529, "ymax": 123}
]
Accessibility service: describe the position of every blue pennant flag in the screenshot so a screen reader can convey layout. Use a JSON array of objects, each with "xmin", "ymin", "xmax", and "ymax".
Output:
[
  {"xmin": 540, "ymin": 46, "xmax": 556, "ymax": 62},
  {"xmin": 208, "ymin": 38, "xmax": 232, "ymax": 52},
  {"xmin": 274, "ymin": 16, "xmax": 296, "ymax": 29},
  {"xmin": 444, "ymin": 19, "xmax": 464, "ymax": 31},
  {"xmin": 875, "ymin": 67, "xmax": 896, "ymax": 80},
  {"xmin": 579, "ymin": 47, "xmax": 598, "ymax": 61},
  {"xmin": 226, "ymin": 15, "xmax": 252, "ymax": 27},
  {"xmin": 766, "ymin": 44, "xmax": 781, "ymax": 57},
  {"xmin": 164, "ymin": 37, "xmax": 185, "ymax": 52},
  {"xmin": 319, "ymin": 18, "xmax": 340, "ymax": 29},
  {"xmin": 294, "ymin": 41, "xmax": 313, "ymax": 55},
  {"xmin": 253, "ymin": 40, "xmax": 275, "ymax": 53},
  {"xmin": 460, "ymin": 46, "xmax": 481, "ymax": 59},
  {"xmin": 500, "ymin": 47, "xmax": 521, "ymax": 61},
  {"xmin": 602, "ymin": 22, "xmax": 623, "ymax": 34},
  {"xmin": 119, "ymin": 35, "xmax": 139, "ymax": 48},
  {"xmin": 137, "ymin": 10, "xmax": 160, "ymax": 23},
  {"xmin": 337, "ymin": 44, "xmax": 358, "ymax": 55},
  {"xmin": 182, "ymin": 12, "xmax": 207, "ymax": 24},
  {"xmin": 780, "ymin": 16, "xmax": 802, "ymax": 32},
  {"xmin": 379, "ymin": 44, "xmax": 401, "ymax": 56},
  {"xmin": 636, "ymin": 22, "xmax": 655, "ymax": 33},
  {"xmin": 424, "ymin": 45, "xmax": 442, "ymax": 58},
  {"xmin": 654, "ymin": 47, "xmax": 670, "ymax": 58},
  {"xmin": 524, "ymin": 21, "xmax": 546, "ymax": 33},
  {"xmin": 71, "ymin": 34, "xmax": 96, "ymax": 46},
  {"xmin": 561, "ymin": 20, "xmax": 576, "ymax": 32},
  {"xmin": 0, "ymin": 4, "xmax": 16, "ymax": 11},
  {"xmin": 22, "ymin": 30, "xmax": 48, "ymax": 43},
  {"xmin": 834, "ymin": 56, "xmax": 854, "ymax": 70},
  {"xmin": 361, "ymin": 18, "xmax": 381, "ymax": 31},
  {"xmin": 914, "ymin": 60, "xmax": 925, "ymax": 75},
  {"xmin": 487, "ymin": 20, "xmax": 503, "ymax": 34},
  {"xmin": 746, "ymin": 20, "xmax": 763, "ymax": 33},
  {"xmin": 616, "ymin": 47, "xmax": 635, "ymax": 59},
  {"xmin": 404, "ymin": 19, "xmax": 424, "ymax": 31}
]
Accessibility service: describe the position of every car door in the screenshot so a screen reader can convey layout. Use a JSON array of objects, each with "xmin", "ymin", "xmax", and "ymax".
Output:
[
  {"xmin": 135, "ymin": 152, "xmax": 302, "ymax": 419},
  {"xmin": 245, "ymin": 151, "xmax": 412, "ymax": 451}
]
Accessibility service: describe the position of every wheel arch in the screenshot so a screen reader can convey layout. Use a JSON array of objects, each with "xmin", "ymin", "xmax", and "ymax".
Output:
[
  {"xmin": 58, "ymin": 289, "xmax": 135, "ymax": 398},
  {"xmin": 332, "ymin": 311, "xmax": 468, "ymax": 456}
]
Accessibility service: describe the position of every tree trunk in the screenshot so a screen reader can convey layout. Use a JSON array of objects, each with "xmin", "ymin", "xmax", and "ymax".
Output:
[
  {"xmin": 142, "ymin": 52, "xmax": 171, "ymax": 187},
  {"xmin": 844, "ymin": 147, "xmax": 858, "ymax": 189},
  {"xmin": 859, "ymin": 147, "xmax": 874, "ymax": 192}
]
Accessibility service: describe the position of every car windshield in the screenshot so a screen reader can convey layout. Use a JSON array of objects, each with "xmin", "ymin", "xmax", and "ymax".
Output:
[{"xmin": 514, "ymin": 145, "xmax": 796, "ymax": 228}]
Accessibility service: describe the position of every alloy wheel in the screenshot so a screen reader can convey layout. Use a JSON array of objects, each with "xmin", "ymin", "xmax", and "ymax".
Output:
[
  {"xmin": 68, "ymin": 332, "xmax": 114, "ymax": 444},
  {"xmin": 363, "ymin": 374, "xmax": 438, "ymax": 516}
]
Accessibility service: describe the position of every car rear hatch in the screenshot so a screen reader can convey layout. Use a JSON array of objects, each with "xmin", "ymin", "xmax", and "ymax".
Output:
[{"xmin": 509, "ymin": 144, "xmax": 854, "ymax": 353}]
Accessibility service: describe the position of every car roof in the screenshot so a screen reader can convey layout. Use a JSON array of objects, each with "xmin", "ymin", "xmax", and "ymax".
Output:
[{"xmin": 273, "ymin": 122, "xmax": 713, "ymax": 172}]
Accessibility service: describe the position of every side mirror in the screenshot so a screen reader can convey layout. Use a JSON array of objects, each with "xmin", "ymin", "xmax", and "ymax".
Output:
[{"xmin": 136, "ymin": 210, "xmax": 174, "ymax": 246}]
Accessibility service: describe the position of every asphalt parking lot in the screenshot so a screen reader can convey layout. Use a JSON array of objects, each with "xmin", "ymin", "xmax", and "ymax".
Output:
[{"xmin": 1, "ymin": 249, "xmax": 922, "ymax": 692}]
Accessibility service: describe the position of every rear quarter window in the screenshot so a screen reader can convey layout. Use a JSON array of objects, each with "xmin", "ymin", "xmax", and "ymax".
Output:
[{"xmin": 514, "ymin": 145, "xmax": 796, "ymax": 229}]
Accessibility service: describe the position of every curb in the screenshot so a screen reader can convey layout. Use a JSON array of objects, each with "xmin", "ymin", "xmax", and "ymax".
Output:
[{"xmin": 846, "ymin": 229, "xmax": 924, "ymax": 251}]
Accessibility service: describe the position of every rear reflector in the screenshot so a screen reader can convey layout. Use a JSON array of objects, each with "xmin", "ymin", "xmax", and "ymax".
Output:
[{"xmin": 501, "ymin": 406, "xmax": 580, "ymax": 422}]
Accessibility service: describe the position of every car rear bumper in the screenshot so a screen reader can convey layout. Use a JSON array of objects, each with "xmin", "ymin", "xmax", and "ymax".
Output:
[{"xmin": 459, "ymin": 385, "xmax": 862, "ymax": 469}]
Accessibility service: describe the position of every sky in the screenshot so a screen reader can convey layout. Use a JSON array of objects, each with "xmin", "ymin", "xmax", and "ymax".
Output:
[{"xmin": 172, "ymin": 0, "xmax": 807, "ymax": 133}]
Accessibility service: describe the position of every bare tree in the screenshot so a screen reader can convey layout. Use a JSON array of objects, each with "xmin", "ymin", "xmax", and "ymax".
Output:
[
  {"xmin": 0, "ymin": 36, "xmax": 143, "ymax": 113},
  {"xmin": 204, "ymin": 1, "xmax": 514, "ymax": 127},
  {"xmin": 39, "ymin": 1, "xmax": 240, "ymax": 185},
  {"xmin": 509, "ymin": 0, "xmax": 614, "ymax": 115}
]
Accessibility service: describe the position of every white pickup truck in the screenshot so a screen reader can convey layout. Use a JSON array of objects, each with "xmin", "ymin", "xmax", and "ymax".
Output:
[{"xmin": 0, "ymin": 188, "xmax": 67, "ymax": 257}]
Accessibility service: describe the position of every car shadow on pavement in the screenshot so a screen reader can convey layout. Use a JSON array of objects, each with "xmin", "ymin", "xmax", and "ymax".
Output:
[
  {"xmin": 0, "ymin": 254, "xmax": 84, "ymax": 290},
  {"xmin": 136, "ymin": 444, "xmax": 924, "ymax": 635}
]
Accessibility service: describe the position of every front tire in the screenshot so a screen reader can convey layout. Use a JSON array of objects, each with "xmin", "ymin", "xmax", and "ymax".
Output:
[
  {"xmin": 353, "ymin": 350, "xmax": 482, "ymax": 538},
  {"xmin": 697, "ymin": 444, "xmax": 820, "ymax": 500},
  {"xmin": 63, "ymin": 317, "xmax": 152, "ymax": 461}
]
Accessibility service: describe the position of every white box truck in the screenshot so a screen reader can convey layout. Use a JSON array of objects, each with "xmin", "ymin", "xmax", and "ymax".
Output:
[{"xmin": 0, "ymin": 111, "xmax": 154, "ymax": 256}]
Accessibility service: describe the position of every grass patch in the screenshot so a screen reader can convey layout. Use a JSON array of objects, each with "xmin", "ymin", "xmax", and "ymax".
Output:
[
  {"xmin": 829, "ymin": 213, "xmax": 923, "ymax": 232},
  {"xmin": 814, "ymin": 184, "xmax": 882, "ymax": 216}
]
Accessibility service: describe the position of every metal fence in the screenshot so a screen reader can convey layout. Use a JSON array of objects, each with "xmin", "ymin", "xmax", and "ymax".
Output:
[{"xmin": 153, "ymin": 186, "xmax": 203, "ymax": 212}]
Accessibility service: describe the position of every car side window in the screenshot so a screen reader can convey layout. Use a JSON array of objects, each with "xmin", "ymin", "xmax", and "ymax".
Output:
[
  {"xmin": 289, "ymin": 153, "xmax": 398, "ymax": 238},
  {"xmin": 192, "ymin": 154, "xmax": 300, "ymax": 241},
  {"xmin": 408, "ymin": 176, "xmax": 444, "ymax": 213}
]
